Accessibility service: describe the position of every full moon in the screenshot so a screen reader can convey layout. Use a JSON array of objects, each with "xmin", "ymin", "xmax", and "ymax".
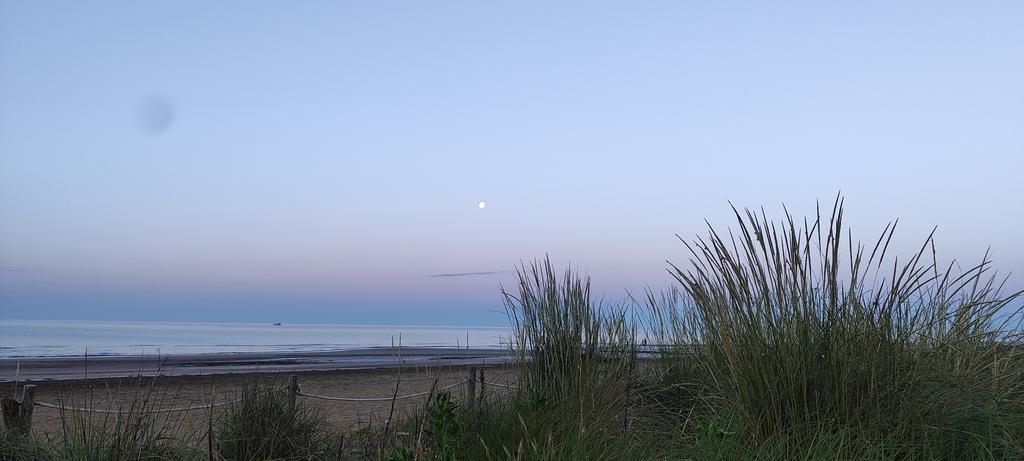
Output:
[{"xmin": 478, "ymin": 201, "xmax": 486, "ymax": 209}]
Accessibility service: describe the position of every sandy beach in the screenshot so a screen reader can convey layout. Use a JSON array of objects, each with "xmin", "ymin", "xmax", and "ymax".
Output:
[
  {"xmin": 1, "ymin": 348, "xmax": 518, "ymax": 439},
  {"xmin": 6, "ymin": 363, "xmax": 517, "ymax": 439}
]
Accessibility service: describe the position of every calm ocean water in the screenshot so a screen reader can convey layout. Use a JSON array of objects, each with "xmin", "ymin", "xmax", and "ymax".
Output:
[{"xmin": 0, "ymin": 320, "xmax": 511, "ymax": 358}]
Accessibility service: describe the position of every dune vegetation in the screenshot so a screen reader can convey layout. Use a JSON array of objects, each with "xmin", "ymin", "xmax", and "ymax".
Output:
[{"xmin": 3, "ymin": 199, "xmax": 1022, "ymax": 460}]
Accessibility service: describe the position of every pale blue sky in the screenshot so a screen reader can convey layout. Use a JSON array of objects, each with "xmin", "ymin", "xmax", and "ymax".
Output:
[{"xmin": 1, "ymin": 1, "xmax": 1021, "ymax": 325}]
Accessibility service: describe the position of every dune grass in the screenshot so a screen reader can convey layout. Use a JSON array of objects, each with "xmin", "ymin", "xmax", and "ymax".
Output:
[
  {"xmin": 2, "ymin": 380, "xmax": 205, "ymax": 461},
  {"xmin": 647, "ymin": 198, "xmax": 1024, "ymax": 459},
  {"xmin": 214, "ymin": 378, "xmax": 333, "ymax": 461},
  {"xmin": 4, "ymin": 198, "xmax": 1022, "ymax": 460},
  {"xmin": 0, "ymin": 428, "xmax": 50, "ymax": 461},
  {"xmin": 52, "ymin": 397, "xmax": 203, "ymax": 461},
  {"xmin": 378, "ymin": 198, "xmax": 1023, "ymax": 460}
]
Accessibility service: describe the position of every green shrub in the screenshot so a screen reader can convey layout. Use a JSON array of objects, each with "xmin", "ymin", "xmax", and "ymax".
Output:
[{"xmin": 425, "ymin": 391, "xmax": 461, "ymax": 461}]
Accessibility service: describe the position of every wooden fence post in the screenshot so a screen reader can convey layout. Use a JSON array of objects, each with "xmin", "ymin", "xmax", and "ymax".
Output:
[
  {"xmin": 23, "ymin": 385, "xmax": 35, "ymax": 431},
  {"xmin": 466, "ymin": 367, "xmax": 477, "ymax": 410},
  {"xmin": 288, "ymin": 375, "xmax": 298, "ymax": 414},
  {"xmin": 1, "ymin": 384, "xmax": 35, "ymax": 435}
]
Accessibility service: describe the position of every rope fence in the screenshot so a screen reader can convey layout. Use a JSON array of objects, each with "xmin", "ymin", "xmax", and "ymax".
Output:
[
  {"xmin": 3, "ymin": 367, "xmax": 516, "ymax": 433},
  {"xmin": 481, "ymin": 380, "xmax": 517, "ymax": 389},
  {"xmin": 31, "ymin": 385, "xmax": 290, "ymax": 414},
  {"xmin": 297, "ymin": 379, "xmax": 468, "ymax": 402},
  {"xmin": 34, "ymin": 397, "xmax": 244, "ymax": 414}
]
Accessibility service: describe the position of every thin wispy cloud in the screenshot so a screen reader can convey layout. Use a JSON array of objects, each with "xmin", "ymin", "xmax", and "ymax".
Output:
[
  {"xmin": 427, "ymin": 271, "xmax": 509, "ymax": 278},
  {"xmin": 0, "ymin": 265, "xmax": 25, "ymax": 272}
]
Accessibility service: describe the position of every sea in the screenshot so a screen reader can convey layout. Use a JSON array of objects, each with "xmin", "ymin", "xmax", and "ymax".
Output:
[{"xmin": 0, "ymin": 319, "xmax": 511, "ymax": 358}]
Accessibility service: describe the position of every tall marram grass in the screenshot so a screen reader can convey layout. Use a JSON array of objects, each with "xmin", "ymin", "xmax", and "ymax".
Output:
[
  {"xmin": 648, "ymin": 197, "xmax": 1024, "ymax": 458},
  {"xmin": 0, "ymin": 377, "xmax": 333, "ymax": 461},
  {"xmin": 502, "ymin": 257, "xmax": 636, "ymax": 400},
  {"xmin": 1, "ymin": 382, "xmax": 204, "ymax": 461},
  {"xmin": 215, "ymin": 379, "xmax": 332, "ymax": 461},
  {"xmin": 6, "ymin": 198, "xmax": 1022, "ymax": 461},
  {"xmin": 1, "ymin": 426, "xmax": 50, "ymax": 461},
  {"xmin": 487, "ymin": 257, "xmax": 648, "ymax": 459},
  {"xmin": 54, "ymin": 394, "xmax": 202, "ymax": 461}
]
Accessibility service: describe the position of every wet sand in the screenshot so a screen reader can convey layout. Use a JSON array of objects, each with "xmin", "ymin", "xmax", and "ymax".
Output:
[{"xmin": 0, "ymin": 347, "xmax": 515, "ymax": 381}]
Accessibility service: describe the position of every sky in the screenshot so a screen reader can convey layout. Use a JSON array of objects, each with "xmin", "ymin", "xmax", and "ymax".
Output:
[{"xmin": 1, "ymin": 1, "xmax": 1021, "ymax": 326}]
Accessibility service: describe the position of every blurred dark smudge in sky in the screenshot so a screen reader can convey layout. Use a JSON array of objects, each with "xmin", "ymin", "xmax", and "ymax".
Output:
[{"xmin": 136, "ymin": 95, "xmax": 175, "ymax": 135}]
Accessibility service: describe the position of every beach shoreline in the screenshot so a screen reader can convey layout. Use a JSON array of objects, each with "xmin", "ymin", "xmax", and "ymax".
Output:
[{"xmin": 0, "ymin": 347, "xmax": 515, "ymax": 382}]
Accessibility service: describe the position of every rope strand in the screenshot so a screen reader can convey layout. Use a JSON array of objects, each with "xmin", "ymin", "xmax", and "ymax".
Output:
[
  {"xmin": 297, "ymin": 380, "xmax": 468, "ymax": 402},
  {"xmin": 33, "ymin": 386, "xmax": 288, "ymax": 413},
  {"xmin": 28, "ymin": 377, "xmax": 507, "ymax": 411},
  {"xmin": 480, "ymin": 381, "xmax": 517, "ymax": 389},
  {"xmin": 35, "ymin": 398, "xmax": 241, "ymax": 413}
]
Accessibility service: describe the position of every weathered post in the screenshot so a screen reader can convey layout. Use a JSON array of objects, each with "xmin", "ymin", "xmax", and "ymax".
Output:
[
  {"xmin": 1, "ymin": 384, "xmax": 35, "ymax": 434},
  {"xmin": 466, "ymin": 367, "xmax": 477, "ymax": 410},
  {"xmin": 288, "ymin": 375, "xmax": 299, "ymax": 414},
  {"xmin": 22, "ymin": 385, "xmax": 34, "ymax": 430}
]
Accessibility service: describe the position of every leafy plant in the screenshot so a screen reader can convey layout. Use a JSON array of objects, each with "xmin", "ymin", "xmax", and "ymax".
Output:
[{"xmin": 425, "ymin": 391, "xmax": 461, "ymax": 461}]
